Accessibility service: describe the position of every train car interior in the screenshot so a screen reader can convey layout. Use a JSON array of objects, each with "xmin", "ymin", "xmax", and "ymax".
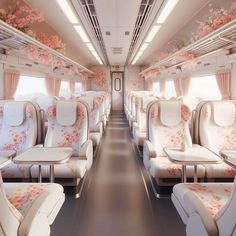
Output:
[{"xmin": 0, "ymin": 0, "xmax": 236, "ymax": 235}]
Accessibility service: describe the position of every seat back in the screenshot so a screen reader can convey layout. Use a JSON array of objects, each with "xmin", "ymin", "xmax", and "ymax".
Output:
[
  {"xmin": 0, "ymin": 101, "xmax": 38, "ymax": 154},
  {"xmin": 0, "ymin": 171, "xmax": 21, "ymax": 235},
  {"xmin": 147, "ymin": 100, "xmax": 192, "ymax": 156},
  {"xmin": 199, "ymin": 100, "xmax": 236, "ymax": 153},
  {"xmin": 45, "ymin": 101, "xmax": 89, "ymax": 156},
  {"xmin": 216, "ymin": 176, "xmax": 236, "ymax": 236}
]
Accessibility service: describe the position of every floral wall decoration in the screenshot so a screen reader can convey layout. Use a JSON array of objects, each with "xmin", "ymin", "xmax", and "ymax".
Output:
[
  {"xmin": 147, "ymin": 2, "xmax": 236, "ymax": 72},
  {"xmin": 0, "ymin": 1, "xmax": 67, "ymax": 69},
  {"xmin": 80, "ymin": 71, "xmax": 89, "ymax": 81},
  {"xmin": 93, "ymin": 68, "xmax": 107, "ymax": 88},
  {"xmin": 194, "ymin": 2, "xmax": 236, "ymax": 39}
]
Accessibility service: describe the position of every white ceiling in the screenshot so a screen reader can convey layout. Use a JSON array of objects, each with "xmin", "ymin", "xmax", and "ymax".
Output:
[
  {"xmin": 24, "ymin": 0, "xmax": 211, "ymax": 67},
  {"xmin": 94, "ymin": 0, "xmax": 141, "ymax": 65}
]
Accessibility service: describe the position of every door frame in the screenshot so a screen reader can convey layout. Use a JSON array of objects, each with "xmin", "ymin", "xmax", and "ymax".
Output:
[{"xmin": 110, "ymin": 71, "xmax": 124, "ymax": 112}]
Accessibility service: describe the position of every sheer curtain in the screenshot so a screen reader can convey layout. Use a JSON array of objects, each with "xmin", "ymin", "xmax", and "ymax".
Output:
[
  {"xmin": 69, "ymin": 80, "xmax": 75, "ymax": 94},
  {"xmin": 44, "ymin": 76, "xmax": 55, "ymax": 96},
  {"xmin": 215, "ymin": 70, "xmax": 231, "ymax": 99},
  {"xmin": 181, "ymin": 76, "xmax": 191, "ymax": 96},
  {"xmin": 54, "ymin": 79, "xmax": 61, "ymax": 96},
  {"xmin": 160, "ymin": 80, "xmax": 166, "ymax": 96},
  {"xmin": 174, "ymin": 78, "xmax": 181, "ymax": 96},
  {"xmin": 4, "ymin": 70, "xmax": 20, "ymax": 99}
]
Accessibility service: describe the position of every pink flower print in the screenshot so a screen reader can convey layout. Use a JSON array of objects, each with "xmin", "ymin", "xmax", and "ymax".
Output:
[
  {"xmin": 188, "ymin": 184, "xmax": 211, "ymax": 193},
  {"xmin": 150, "ymin": 104, "xmax": 159, "ymax": 119},
  {"xmin": 28, "ymin": 184, "xmax": 46, "ymax": 198},
  {"xmin": 58, "ymin": 131, "xmax": 80, "ymax": 147},
  {"xmin": 181, "ymin": 105, "xmax": 191, "ymax": 122},
  {"xmin": 26, "ymin": 106, "xmax": 35, "ymax": 118},
  {"xmin": 47, "ymin": 106, "xmax": 56, "ymax": 118}
]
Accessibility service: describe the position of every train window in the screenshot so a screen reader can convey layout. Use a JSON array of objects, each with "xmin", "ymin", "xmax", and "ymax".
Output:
[
  {"xmin": 153, "ymin": 81, "xmax": 160, "ymax": 92},
  {"xmin": 75, "ymin": 82, "xmax": 81, "ymax": 92},
  {"xmin": 188, "ymin": 75, "xmax": 221, "ymax": 100},
  {"xmin": 59, "ymin": 81, "xmax": 70, "ymax": 98},
  {"xmin": 15, "ymin": 76, "xmax": 47, "ymax": 100},
  {"xmin": 165, "ymin": 80, "xmax": 176, "ymax": 98}
]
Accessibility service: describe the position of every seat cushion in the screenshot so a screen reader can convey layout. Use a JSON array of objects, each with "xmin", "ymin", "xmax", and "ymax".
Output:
[
  {"xmin": 89, "ymin": 132, "xmax": 101, "ymax": 147},
  {"xmin": 173, "ymin": 182, "xmax": 232, "ymax": 219},
  {"xmin": 4, "ymin": 182, "xmax": 64, "ymax": 223},
  {"xmin": 31, "ymin": 157, "xmax": 87, "ymax": 179},
  {"xmin": 2, "ymin": 163, "xmax": 32, "ymax": 178},
  {"xmin": 149, "ymin": 157, "xmax": 205, "ymax": 179},
  {"xmin": 204, "ymin": 163, "xmax": 235, "ymax": 178}
]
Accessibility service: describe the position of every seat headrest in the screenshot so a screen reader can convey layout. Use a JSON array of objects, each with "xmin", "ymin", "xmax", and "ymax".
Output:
[
  {"xmin": 160, "ymin": 100, "xmax": 182, "ymax": 126},
  {"xmin": 212, "ymin": 101, "xmax": 235, "ymax": 127},
  {"xmin": 3, "ymin": 102, "xmax": 26, "ymax": 126},
  {"xmin": 56, "ymin": 101, "xmax": 77, "ymax": 126}
]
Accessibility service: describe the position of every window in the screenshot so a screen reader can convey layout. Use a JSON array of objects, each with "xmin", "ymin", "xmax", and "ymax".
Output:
[
  {"xmin": 188, "ymin": 75, "xmax": 221, "ymax": 100},
  {"xmin": 59, "ymin": 81, "xmax": 70, "ymax": 99},
  {"xmin": 165, "ymin": 80, "xmax": 176, "ymax": 98},
  {"xmin": 75, "ymin": 82, "xmax": 81, "ymax": 92},
  {"xmin": 15, "ymin": 76, "xmax": 47, "ymax": 100},
  {"xmin": 153, "ymin": 81, "xmax": 160, "ymax": 92}
]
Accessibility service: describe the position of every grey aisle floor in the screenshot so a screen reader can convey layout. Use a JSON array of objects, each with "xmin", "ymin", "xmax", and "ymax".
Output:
[{"xmin": 51, "ymin": 113, "xmax": 185, "ymax": 236}]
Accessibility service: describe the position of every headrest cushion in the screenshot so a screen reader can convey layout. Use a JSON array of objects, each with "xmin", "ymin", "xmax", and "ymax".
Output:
[
  {"xmin": 56, "ymin": 101, "xmax": 77, "ymax": 126},
  {"xmin": 160, "ymin": 100, "xmax": 182, "ymax": 126},
  {"xmin": 212, "ymin": 101, "xmax": 235, "ymax": 127},
  {"xmin": 3, "ymin": 102, "xmax": 26, "ymax": 126}
]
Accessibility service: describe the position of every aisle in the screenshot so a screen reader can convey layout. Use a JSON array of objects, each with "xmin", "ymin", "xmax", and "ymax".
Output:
[{"xmin": 52, "ymin": 113, "xmax": 184, "ymax": 236}]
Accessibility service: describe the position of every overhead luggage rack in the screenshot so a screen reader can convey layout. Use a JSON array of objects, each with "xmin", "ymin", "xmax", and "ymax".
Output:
[
  {"xmin": 0, "ymin": 20, "xmax": 94, "ymax": 75},
  {"xmin": 140, "ymin": 19, "xmax": 236, "ymax": 76}
]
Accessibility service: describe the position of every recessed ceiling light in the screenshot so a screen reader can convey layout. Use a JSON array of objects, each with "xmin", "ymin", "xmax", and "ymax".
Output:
[
  {"xmin": 140, "ymin": 43, "xmax": 149, "ymax": 51},
  {"xmin": 56, "ymin": 0, "xmax": 79, "ymax": 24},
  {"xmin": 145, "ymin": 25, "xmax": 161, "ymax": 43},
  {"xmin": 74, "ymin": 25, "xmax": 90, "ymax": 43},
  {"xmin": 86, "ymin": 43, "xmax": 95, "ymax": 51},
  {"xmin": 156, "ymin": 0, "xmax": 179, "ymax": 24}
]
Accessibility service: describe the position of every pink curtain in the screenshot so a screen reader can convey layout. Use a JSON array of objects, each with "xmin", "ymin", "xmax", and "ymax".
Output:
[
  {"xmin": 160, "ymin": 80, "xmax": 166, "ymax": 95},
  {"xmin": 69, "ymin": 80, "xmax": 75, "ymax": 93},
  {"xmin": 215, "ymin": 70, "xmax": 231, "ymax": 99},
  {"xmin": 4, "ymin": 70, "xmax": 20, "ymax": 99},
  {"xmin": 174, "ymin": 78, "xmax": 181, "ymax": 96},
  {"xmin": 44, "ymin": 76, "xmax": 55, "ymax": 96},
  {"xmin": 54, "ymin": 79, "xmax": 61, "ymax": 96},
  {"xmin": 180, "ymin": 76, "xmax": 191, "ymax": 96}
]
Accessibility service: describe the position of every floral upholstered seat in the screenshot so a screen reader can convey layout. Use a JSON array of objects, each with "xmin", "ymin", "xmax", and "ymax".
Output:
[{"xmin": 0, "ymin": 171, "xmax": 65, "ymax": 236}]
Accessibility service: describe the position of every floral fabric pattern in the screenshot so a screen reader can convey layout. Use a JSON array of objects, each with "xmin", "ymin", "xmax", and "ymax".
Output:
[{"xmin": 184, "ymin": 183, "xmax": 232, "ymax": 219}]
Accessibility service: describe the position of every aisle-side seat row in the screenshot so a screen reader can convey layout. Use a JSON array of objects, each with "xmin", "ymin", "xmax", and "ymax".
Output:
[{"xmin": 125, "ymin": 92, "xmax": 235, "ymax": 182}]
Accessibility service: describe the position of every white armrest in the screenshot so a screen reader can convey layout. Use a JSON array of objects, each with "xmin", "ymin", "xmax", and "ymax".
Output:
[
  {"xmin": 184, "ymin": 191, "xmax": 218, "ymax": 236},
  {"xmin": 143, "ymin": 140, "xmax": 156, "ymax": 158},
  {"xmin": 143, "ymin": 140, "xmax": 156, "ymax": 170},
  {"xmin": 18, "ymin": 192, "xmax": 51, "ymax": 236},
  {"xmin": 79, "ymin": 140, "xmax": 93, "ymax": 170},
  {"xmin": 91, "ymin": 122, "xmax": 103, "ymax": 134},
  {"xmin": 0, "ymin": 150, "xmax": 16, "ymax": 158}
]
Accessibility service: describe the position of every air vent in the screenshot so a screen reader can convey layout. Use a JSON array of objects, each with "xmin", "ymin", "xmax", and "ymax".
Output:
[
  {"xmin": 106, "ymin": 31, "xmax": 111, "ymax": 36},
  {"xmin": 126, "ymin": 0, "xmax": 156, "ymax": 64},
  {"xmin": 76, "ymin": 0, "xmax": 109, "ymax": 64},
  {"xmin": 125, "ymin": 31, "xmax": 130, "ymax": 36},
  {"xmin": 112, "ymin": 47, "xmax": 123, "ymax": 54}
]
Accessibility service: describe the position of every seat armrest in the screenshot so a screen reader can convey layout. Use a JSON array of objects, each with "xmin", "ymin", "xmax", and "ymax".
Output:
[
  {"xmin": 143, "ymin": 140, "xmax": 156, "ymax": 159},
  {"xmin": 92, "ymin": 122, "xmax": 103, "ymax": 134},
  {"xmin": 143, "ymin": 140, "xmax": 156, "ymax": 170},
  {"xmin": 18, "ymin": 192, "xmax": 52, "ymax": 236},
  {"xmin": 79, "ymin": 140, "xmax": 93, "ymax": 170},
  {"xmin": 184, "ymin": 191, "xmax": 218, "ymax": 236},
  {"xmin": 0, "ymin": 150, "xmax": 16, "ymax": 158}
]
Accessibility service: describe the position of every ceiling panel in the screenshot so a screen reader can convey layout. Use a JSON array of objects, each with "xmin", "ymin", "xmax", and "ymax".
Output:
[{"xmin": 94, "ymin": 0, "xmax": 141, "ymax": 65}]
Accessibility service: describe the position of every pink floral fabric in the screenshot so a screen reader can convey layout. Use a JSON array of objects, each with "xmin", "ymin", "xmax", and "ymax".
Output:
[
  {"xmin": 183, "ymin": 183, "xmax": 232, "ymax": 219},
  {"xmin": 6, "ymin": 184, "xmax": 48, "ymax": 217}
]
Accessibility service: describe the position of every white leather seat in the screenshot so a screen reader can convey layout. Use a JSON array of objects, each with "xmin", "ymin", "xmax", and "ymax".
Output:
[
  {"xmin": 31, "ymin": 101, "xmax": 93, "ymax": 182},
  {"xmin": 197, "ymin": 101, "xmax": 236, "ymax": 179},
  {"xmin": 0, "ymin": 171, "xmax": 64, "ymax": 236},
  {"xmin": 0, "ymin": 101, "xmax": 38, "ymax": 178},
  {"xmin": 172, "ymin": 176, "xmax": 236, "ymax": 236},
  {"xmin": 143, "ymin": 100, "xmax": 205, "ymax": 186}
]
